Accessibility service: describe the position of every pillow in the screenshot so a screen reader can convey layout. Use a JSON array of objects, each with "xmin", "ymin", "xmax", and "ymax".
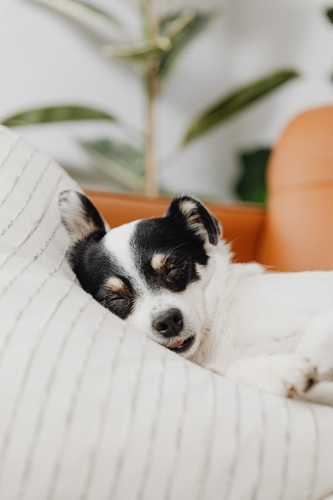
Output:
[{"xmin": 0, "ymin": 126, "xmax": 332, "ymax": 500}]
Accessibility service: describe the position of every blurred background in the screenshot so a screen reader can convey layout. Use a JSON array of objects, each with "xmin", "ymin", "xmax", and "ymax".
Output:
[{"xmin": 0, "ymin": 0, "xmax": 332, "ymax": 203}]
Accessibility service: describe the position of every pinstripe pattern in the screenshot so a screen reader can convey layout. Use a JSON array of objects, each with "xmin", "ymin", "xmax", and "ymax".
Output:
[
  {"xmin": 0, "ymin": 127, "xmax": 331, "ymax": 500},
  {"xmin": 46, "ymin": 309, "xmax": 109, "ymax": 500},
  {"xmin": 136, "ymin": 349, "xmax": 168, "ymax": 500},
  {"xmin": 77, "ymin": 328, "xmax": 127, "ymax": 500},
  {"xmin": 107, "ymin": 336, "xmax": 149, "ymax": 500},
  {"xmin": 0, "ymin": 227, "xmax": 66, "ymax": 367},
  {"xmin": 0, "ymin": 277, "xmax": 77, "ymax": 495},
  {"xmin": 19, "ymin": 295, "xmax": 92, "ymax": 500},
  {"xmin": 163, "ymin": 362, "xmax": 190, "ymax": 500},
  {"xmin": 0, "ymin": 173, "xmax": 64, "ymax": 271},
  {"xmin": 0, "ymin": 159, "xmax": 52, "ymax": 238},
  {"xmin": 0, "ymin": 258, "xmax": 68, "ymax": 456},
  {"xmin": 0, "ymin": 135, "xmax": 19, "ymax": 172},
  {"xmin": 0, "ymin": 136, "xmax": 20, "ymax": 169},
  {"xmin": 0, "ymin": 222, "xmax": 62, "ymax": 299},
  {"xmin": 278, "ymin": 400, "xmax": 291, "ymax": 500},
  {"xmin": 0, "ymin": 148, "xmax": 35, "ymax": 211},
  {"xmin": 251, "ymin": 393, "xmax": 266, "ymax": 500},
  {"xmin": 307, "ymin": 406, "xmax": 320, "ymax": 500},
  {"xmin": 0, "ymin": 222, "xmax": 63, "ymax": 385},
  {"xmin": 224, "ymin": 383, "xmax": 241, "ymax": 500},
  {"xmin": 195, "ymin": 373, "xmax": 218, "ymax": 500}
]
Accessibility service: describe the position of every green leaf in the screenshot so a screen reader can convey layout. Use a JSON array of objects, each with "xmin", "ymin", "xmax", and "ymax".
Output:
[
  {"xmin": 326, "ymin": 7, "xmax": 333, "ymax": 23},
  {"xmin": 81, "ymin": 138, "xmax": 144, "ymax": 191},
  {"xmin": 1, "ymin": 104, "xmax": 117, "ymax": 127},
  {"xmin": 32, "ymin": 0, "xmax": 121, "ymax": 43},
  {"xmin": 103, "ymin": 37, "xmax": 171, "ymax": 62},
  {"xmin": 234, "ymin": 147, "xmax": 271, "ymax": 204},
  {"xmin": 158, "ymin": 9, "xmax": 215, "ymax": 79},
  {"xmin": 182, "ymin": 69, "xmax": 299, "ymax": 145}
]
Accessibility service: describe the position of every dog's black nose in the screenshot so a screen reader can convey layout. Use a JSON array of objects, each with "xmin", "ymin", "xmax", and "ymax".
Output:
[{"xmin": 152, "ymin": 308, "xmax": 184, "ymax": 337}]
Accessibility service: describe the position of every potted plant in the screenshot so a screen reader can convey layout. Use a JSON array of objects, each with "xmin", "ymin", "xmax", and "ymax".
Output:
[{"xmin": 2, "ymin": 0, "xmax": 298, "ymax": 201}]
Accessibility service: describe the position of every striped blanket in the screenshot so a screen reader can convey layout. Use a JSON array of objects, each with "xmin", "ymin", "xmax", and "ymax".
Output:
[{"xmin": 0, "ymin": 126, "xmax": 332, "ymax": 500}]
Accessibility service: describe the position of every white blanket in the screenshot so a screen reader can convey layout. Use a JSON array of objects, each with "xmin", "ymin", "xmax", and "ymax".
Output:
[{"xmin": 0, "ymin": 126, "xmax": 332, "ymax": 500}]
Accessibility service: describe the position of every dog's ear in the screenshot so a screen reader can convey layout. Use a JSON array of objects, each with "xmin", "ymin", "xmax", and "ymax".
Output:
[
  {"xmin": 166, "ymin": 195, "xmax": 221, "ymax": 245},
  {"xmin": 58, "ymin": 190, "xmax": 106, "ymax": 243}
]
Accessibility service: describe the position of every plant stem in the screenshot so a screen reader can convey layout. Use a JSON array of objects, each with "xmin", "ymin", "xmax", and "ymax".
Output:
[
  {"xmin": 142, "ymin": 0, "xmax": 159, "ymax": 196},
  {"xmin": 144, "ymin": 64, "xmax": 159, "ymax": 196}
]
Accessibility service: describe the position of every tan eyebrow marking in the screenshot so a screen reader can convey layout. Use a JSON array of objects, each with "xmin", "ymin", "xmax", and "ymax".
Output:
[
  {"xmin": 151, "ymin": 253, "xmax": 167, "ymax": 271},
  {"xmin": 104, "ymin": 276, "xmax": 125, "ymax": 292}
]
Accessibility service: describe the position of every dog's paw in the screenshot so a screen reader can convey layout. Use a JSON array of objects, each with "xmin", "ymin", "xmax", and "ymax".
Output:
[
  {"xmin": 226, "ymin": 354, "xmax": 317, "ymax": 398},
  {"xmin": 277, "ymin": 356, "xmax": 317, "ymax": 398},
  {"xmin": 296, "ymin": 313, "xmax": 333, "ymax": 383}
]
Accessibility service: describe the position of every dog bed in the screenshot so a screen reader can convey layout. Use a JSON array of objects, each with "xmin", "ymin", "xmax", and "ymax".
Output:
[{"xmin": 0, "ymin": 125, "xmax": 332, "ymax": 500}]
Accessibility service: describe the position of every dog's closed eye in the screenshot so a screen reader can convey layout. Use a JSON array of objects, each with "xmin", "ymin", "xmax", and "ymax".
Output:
[
  {"xmin": 165, "ymin": 260, "xmax": 188, "ymax": 282},
  {"xmin": 99, "ymin": 291, "xmax": 133, "ymax": 319},
  {"xmin": 107, "ymin": 294, "xmax": 132, "ymax": 316},
  {"xmin": 97, "ymin": 277, "xmax": 135, "ymax": 319},
  {"xmin": 108, "ymin": 294, "xmax": 129, "ymax": 305},
  {"xmin": 152, "ymin": 257, "xmax": 191, "ymax": 291}
]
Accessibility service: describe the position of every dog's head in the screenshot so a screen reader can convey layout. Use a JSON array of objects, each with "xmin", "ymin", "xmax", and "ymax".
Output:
[{"xmin": 59, "ymin": 190, "xmax": 223, "ymax": 359}]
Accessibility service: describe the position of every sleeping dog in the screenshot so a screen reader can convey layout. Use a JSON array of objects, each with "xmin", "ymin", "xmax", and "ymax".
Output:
[{"xmin": 59, "ymin": 190, "xmax": 333, "ymax": 406}]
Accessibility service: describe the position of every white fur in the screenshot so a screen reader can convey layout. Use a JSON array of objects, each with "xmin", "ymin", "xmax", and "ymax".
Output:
[{"xmin": 198, "ymin": 242, "xmax": 333, "ymax": 405}]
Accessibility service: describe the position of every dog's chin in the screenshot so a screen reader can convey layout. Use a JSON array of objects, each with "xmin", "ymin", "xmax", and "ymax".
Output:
[
  {"xmin": 181, "ymin": 334, "xmax": 201, "ymax": 359},
  {"xmin": 165, "ymin": 333, "xmax": 201, "ymax": 359}
]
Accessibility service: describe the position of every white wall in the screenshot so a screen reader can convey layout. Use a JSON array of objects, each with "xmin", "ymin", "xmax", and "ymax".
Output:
[{"xmin": 0, "ymin": 0, "xmax": 332, "ymax": 200}]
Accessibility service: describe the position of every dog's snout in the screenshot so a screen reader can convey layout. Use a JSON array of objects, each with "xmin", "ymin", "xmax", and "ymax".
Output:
[{"xmin": 152, "ymin": 308, "xmax": 184, "ymax": 337}]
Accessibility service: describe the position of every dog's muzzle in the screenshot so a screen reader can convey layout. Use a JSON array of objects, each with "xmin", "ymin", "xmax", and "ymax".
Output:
[{"xmin": 152, "ymin": 308, "xmax": 195, "ymax": 353}]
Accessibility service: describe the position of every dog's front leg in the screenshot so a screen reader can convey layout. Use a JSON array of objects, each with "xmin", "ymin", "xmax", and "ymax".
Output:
[{"xmin": 208, "ymin": 354, "xmax": 316, "ymax": 399}]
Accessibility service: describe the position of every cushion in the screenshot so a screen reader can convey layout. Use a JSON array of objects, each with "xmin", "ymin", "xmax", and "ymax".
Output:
[{"xmin": 0, "ymin": 126, "xmax": 332, "ymax": 500}]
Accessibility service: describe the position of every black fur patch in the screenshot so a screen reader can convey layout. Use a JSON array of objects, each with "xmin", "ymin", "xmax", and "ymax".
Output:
[
  {"xmin": 130, "ymin": 216, "xmax": 209, "ymax": 292},
  {"xmin": 68, "ymin": 235, "xmax": 135, "ymax": 319}
]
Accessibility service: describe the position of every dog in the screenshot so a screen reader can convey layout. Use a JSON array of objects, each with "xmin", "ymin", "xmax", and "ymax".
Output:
[{"xmin": 59, "ymin": 190, "xmax": 333, "ymax": 406}]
